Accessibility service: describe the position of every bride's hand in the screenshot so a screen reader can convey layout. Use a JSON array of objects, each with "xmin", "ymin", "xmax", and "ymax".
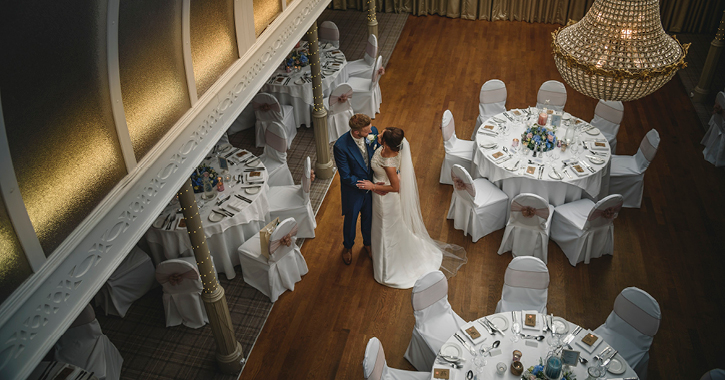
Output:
[{"xmin": 356, "ymin": 180, "xmax": 373, "ymax": 190}]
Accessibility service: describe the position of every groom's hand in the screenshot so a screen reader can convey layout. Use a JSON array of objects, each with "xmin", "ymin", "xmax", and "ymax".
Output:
[{"xmin": 372, "ymin": 182, "xmax": 388, "ymax": 196}]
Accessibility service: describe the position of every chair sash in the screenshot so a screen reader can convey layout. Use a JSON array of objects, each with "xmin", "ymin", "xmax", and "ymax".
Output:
[
  {"xmin": 330, "ymin": 90, "xmax": 352, "ymax": 106},
  {"xmin": 155, "ymin": 269, "xmax": 198, "ymax": 286},
  {"xmin": 412, "ymin": 277, "xmax": 448, "ymax": 311},
  {"xmin": 252, "ymin": 101, "xmax": 280, "ymax": 113},
  {"xmin": 538, "ymin": 90, "xmax": 567, "ymax": 106},
  {"xmin": 319, "ymin": 25, "xmax": 339, "ymax": 41},
  {"xmin": 451, "ymin": 171, "xmax": 474, "ymax": 197},
  {"xmin": 441, "ymin": 115, "xmax": 455, "ymax": 142},
  {"xmin": 265, "ymin": 129, "xmax": 287, "ymax": 153},
  {"xmin": 368, "ymin": 343, "xmax": 385, "ymax": 380},
  {"xmin": 596, "ymin": 101, "xmax": 624, "ymax": 124},
  {"xmin": 481, "ymin": 87, "xmax": 507, "ymax": 104},
  {"xmin": 613, "ymin": 292, "xmax": 661, "ymax": 336},
  {"xmin": 504, "ymin": 268, "xmax": 549, "ymax": 289},
  {"xmin": 302, "ymin": 171, "xmax": 311, "ymax": 193},
  {"xmin": 511, "ymin": 201, "xmax": 549, "ymax": 220},
  {"xmin": 269, "ymin": 224, "xmax": 299, "ymax": 257},
  {"xmin": 639, "ymin": 135, "xmax": 658, "ymax": 162},
  {"xmin": 588, "ymin": 201, "xmax": 623, "ymax": 221}
]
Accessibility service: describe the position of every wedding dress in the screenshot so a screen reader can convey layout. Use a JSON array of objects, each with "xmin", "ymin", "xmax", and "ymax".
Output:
[{"xmin": 371, "ymin": 139, "xmax": 467, "ymax": 289}]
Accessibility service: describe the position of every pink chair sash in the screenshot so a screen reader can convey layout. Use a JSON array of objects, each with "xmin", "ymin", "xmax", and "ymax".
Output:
[
  {"xmin": 511, "ymin": 201, "xmax": 549, "ymax": 220},
  {"xmin": 504, "ymin": 268, "xmax": 549, "ymax": 289},
  {"xmin": 412, "ymin": 277, "xmax": 448, "ymax": 311},
  {"xmin": 330, "ymin": 90, "xmax": 353, "ymax": 106},
  {"xmin": 269, "ymin": 224, "xmax": 299, "ymax": 255},
  {"xmin": 252, "ymin": 101, "xmax": 280, "ymax": 113},
  {"xmin": 365, "ymin": 42, "xmax": 377, "ymax": 59},
  {"xmin": 265, "ymin": 129, "xmax": 287, "ymax": 153},
  {"xmin": 613, "ymin": 292, "xmax": 661, "ymax": 336},
  {"xmin": 319, "ymin": 26, "xmax": 339, "ymax": 41},
  {"xmin": 639, "ymin": 135, "xmax": 658, "ymax": 162},
  {"xmin": 441, "ymin": 116, "xmax": 455, "ymax": 141},
  {"xmin": 538, "ymin": 90, "xmax": 567, "ymax": 106},
  {"xmin": 596, "ymin": 101, "xmax": 624, "ymax": 124},
  {"xmin": 155, "ymin": 269, "xmax": 198, "ymax": 286},
  {"xmin": 368, "ymin": 344, "xmax": 385, "ymax": 380},
  {"xmin": 588, "ymin": 201, "xmax": 623, "ymax": 221},
  {"xmin": 451, "ymin": 171, "xmax": 475, "ymax": 197},
  {"xmin": 481, "ymin": 87, "xmax": 507, "ymax": 104}
]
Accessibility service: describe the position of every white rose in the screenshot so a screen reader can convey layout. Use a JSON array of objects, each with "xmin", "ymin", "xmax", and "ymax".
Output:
[{"xmin": 367, "ymin": 134, "xmax": 376, "ymax": 143}]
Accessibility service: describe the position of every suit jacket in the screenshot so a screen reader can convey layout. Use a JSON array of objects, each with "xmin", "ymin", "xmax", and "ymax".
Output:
[{"xmin": 334, "ymin": 127, "xmax": 380, "ymax": 216}]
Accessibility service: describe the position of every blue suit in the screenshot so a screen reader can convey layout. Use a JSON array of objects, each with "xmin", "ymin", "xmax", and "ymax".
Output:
[{"xmin": 334, "ymin": 127, "xmax": 380, "ymax": 249}]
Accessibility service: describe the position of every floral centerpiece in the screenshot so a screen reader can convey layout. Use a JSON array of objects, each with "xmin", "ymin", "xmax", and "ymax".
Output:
[
  {"xmin": 522, "ymin": 125, "xmax": 558, "ymax": 152},
  {"xmin": 284, "ymin": 45, "xmax": 310, "ymax": 72},
  {"xmin": 191, "ymin": 165, "xmax": 219, "ymax": 193},
  {"xmin": 521, "ymin": 358, "xmax": 576, "ymax": 380}
]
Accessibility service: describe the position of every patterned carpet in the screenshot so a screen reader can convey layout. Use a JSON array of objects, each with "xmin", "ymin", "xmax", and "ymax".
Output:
[{"xmin": 94, "ymin": 10, "xmax": 409, "ymax": 380}]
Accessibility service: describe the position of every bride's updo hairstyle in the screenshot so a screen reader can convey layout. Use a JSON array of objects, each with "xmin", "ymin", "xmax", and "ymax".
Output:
[{"xmin": 382, "ymin": 127, "xmax": 404, "ymax": 152}]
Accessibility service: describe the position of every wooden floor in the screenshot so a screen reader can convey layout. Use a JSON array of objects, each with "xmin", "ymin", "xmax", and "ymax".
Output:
[{"xmin": 239, "ymin": 16, "xmax": 725, "ymax": 380}]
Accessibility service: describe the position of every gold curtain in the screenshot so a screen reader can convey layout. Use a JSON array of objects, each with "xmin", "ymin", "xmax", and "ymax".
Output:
[{"xmin": 330, "ymin": 0, "xmax": 724, "ymax": 33}]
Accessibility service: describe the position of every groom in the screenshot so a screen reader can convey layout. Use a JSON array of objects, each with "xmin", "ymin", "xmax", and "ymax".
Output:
[{"xmin": 334, "ymin": 114, "xmax": 382, "ymax": 265}]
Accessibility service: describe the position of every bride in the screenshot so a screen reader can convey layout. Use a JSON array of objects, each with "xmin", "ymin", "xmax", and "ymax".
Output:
[{"xmin": 357, "ymin": 127, "xmax": 466, "ymax": 289}]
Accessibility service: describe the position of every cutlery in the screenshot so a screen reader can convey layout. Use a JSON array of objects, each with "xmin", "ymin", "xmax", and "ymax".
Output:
[
  {"xmin": 166, "ymin": 214, "xmax": 176, "ymax": 230},
  {"xmin": 479, "ymin": 130, "xmax": 498, "ymax": 136},
  {"xmin": 160, "ymin": 214, "xmax": 171, "ymax": 229},
  {"xmin": 235, "ymin": 194, "xmax": 253, "ymax": 203},
  {"xmin": 594, "ymin": 347, "xmax": 612, "ymax": 362},
  {"xmin": 454, "ymin": 333, "xmax": 476, "ymax": 355},
  {"xmin": 602, "ymin": 350, "xmax": 618, "ymax": 366},
  {"xmin": 581, "ymin": 160, "xmax": 596, "ymax": 173},
  {"xmin": 484, "ymin": 317, "xmax": 505, "ymax": 336},
  {"xmin": 477, "ymin": 319, "xmax": 494, "ymax": 335},
  {"xmin": 519, "ymin": 334, "xmax": 546, "ymax": 341},
  {"xmin": 436, "ymin": 359, "xmax": 463, "ymax": 369},
  {"xmin": 244, "ymin": 167, "xmax": 265, "ymax": 172},
  {"xmin": 492, "ymin": 117, "xmax": 506, "ymax": 123},
  {"xmin": 216, "ymin": 195, "xmax": 232, "ymax": 206},
  {"xmin": 480, "ymin": 340, "xmax": 501, "ymax": 356},
  {"xmin": 284, "ymin": 77, "xmax": 290, "ymax": 85},
  {"xmin": 220, "ymin": 207, "xmax": 235, "ymax": 217},
  {"xmin": 551, "ymin": 166, "xmax": 562, "ymax": 180},
  {"xmin": 566, "ymin": 344, "xmax": 589, "ymax": 364},
  {"xmin": 503, "ymin": 112, "xmax": 514, "ymax": 121},
  {"xmin": 247, "ymin": 180, "xmax": 265, "ymax": 185},
  {"xmin": 562, "ymin": 326, "xmax": 582, "ymax": 345},
  {"xmin": 211, "ymin": 209, "xmax": 228, "ymax": 219},
  {"xmin": 538, "ymin": 165, "xmax": 544, "ymax": 179},
  {"xmin": 586, "ymin": 155, "xmax": 605, "ymax": 163},
  {"xmin": 440, "ymin": 354, "xmax": 465, "ymax": 364},
  {"xmin": 498, "ymin": 155, "xmax": 513, "ymax": 164}
]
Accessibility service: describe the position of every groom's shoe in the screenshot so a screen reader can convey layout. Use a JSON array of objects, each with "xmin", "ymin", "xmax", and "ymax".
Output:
[
  {"xmin": 342, "ymin": 248, "xmax": 352, "ymax": 265},
  {"xmin": 363, "ymin": 245, "xmax": 372, "ymax": 258}
]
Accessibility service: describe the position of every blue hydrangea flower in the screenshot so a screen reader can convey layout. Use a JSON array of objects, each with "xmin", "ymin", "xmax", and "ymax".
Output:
[{"xmin": 533, "ymin": 364, "xmax": 544, "ymax": 375}]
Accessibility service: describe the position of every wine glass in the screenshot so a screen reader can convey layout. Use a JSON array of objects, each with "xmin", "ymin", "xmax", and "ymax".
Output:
[
  {"xmin": 510, "ymin": 311, "xmax": 521, "ymax": 342},
  {"xmin": 586, "ymin": 358, "xmax": 607, "ymax": 380}
]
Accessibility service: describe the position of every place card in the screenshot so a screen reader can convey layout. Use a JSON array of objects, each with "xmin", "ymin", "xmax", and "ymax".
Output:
[
  {"xmin": 572, "ymin": 164, "xmax": 585, "ymax": 174},
  {"xmin": 492, "ymin": 151, "xmax": 505, "ymax": 160},
  {"xmin": 581, "ymin": 333, "xmax": 599, "ymax": 346},
  {"xmin": 525, "ymin": 340, "xmax": 539, "ymax": 348},
  {"xmin": 249, "ymin": 171, "xmax": 262, "ymax": 178},
  {"xmin": 574, "ymin": 119, "xmax": 583, "ymax": 124},
  {"xmin": 176, "ymin": 218, "xmax": 186, "ymax": 229},
  {"xmin": 465, "ymin": 326, "xmax": 481, "ymax": 340},
  {"xmin": 433, "ymin": 368, "xmax": 450, "ymax": 379},
  {"xmin": 526, "ymin": 166, "xmax": 537, "ymax": 176},
  {"xmin": 273, "ymin": 76, "xmax": 285, "ymax": 84},
  {"xmin": 593, "ymin": 141, "xmax": 606, "ymax": 148},
  {"xmin": 489, "ymin": 348, "xmax": 502, "ymax": 357},
  {"xmin": 525, "ymin": 313, "xmax": 536, "ymax": 327},
  {"xmin": 483, "ymin": 124, "xmax": 496, "ymax": 130},
  {"xmin": 547, "ymin": 109, "xmax": 554, "ymax": 114},
  {"xmin": 511, "ymin": 110, "xmax": 522, "ymax": 116}
]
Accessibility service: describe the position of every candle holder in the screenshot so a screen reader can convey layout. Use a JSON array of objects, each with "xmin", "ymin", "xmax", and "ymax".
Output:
[{"xmin": 545, "ymin": 353, "xmax": 563, "ymax": 379}]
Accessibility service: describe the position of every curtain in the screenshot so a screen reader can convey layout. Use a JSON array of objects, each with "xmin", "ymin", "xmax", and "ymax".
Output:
[{"xmin": 330, "ymin": 0, "xmax": 724, "ymax": 34}]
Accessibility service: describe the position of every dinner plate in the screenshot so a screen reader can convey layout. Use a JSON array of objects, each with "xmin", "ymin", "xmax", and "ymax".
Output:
[
  {"xmin": 588, "ymin": 156, "xmax": 605, "ymax": 165},
  {"xmin": 218, "ymin": 143, "xmax": 233, "ymax": 153},
  {"xmin": 489, "ymin": 315, "xmax": 509, "ymax": 331},
  {"xmin": 548, "ymin": 171, "xmax": 563, "ymax": 180},
  {"xmin": 153, "ymin": 215, "xmax": 166, "ymax": 229},
  {"xmin": 245, "ymin": 187, "xmax": 260, "ymax": 195},
  {"xmin": 551, "ymin": 317, "xmax": 569, "ymax": 334},
  {"xmin": 606, "ymin": 354, "xmax": 626, "ymax": 375},
  {"xmin": 439, "ymin": 342, "xmax": 462, "ymax": 359},
  {"xmin": 480, "ymin": 142, "xmax": 497, "ymax": 149},
  {"xmin": 246, "ymin": 158, "xmax": 261, "ymax": 167},
  {"xmin": 586, "ymin": 127, "xmax": 601, "ymax": 136},
  {"xmin": 208, "ymin": 212, "xmax": 224, "ymax": 222},
  {"xmin": 562, "ymin": 112, "xmax": 572, "ymax": 120},
  {"xmin": 323, "ymin": 70, "xmax": 335, "ymax": 75},
  {"xmin": 294, "ymin": 78, "xmax": 305, "ymax": 85}
]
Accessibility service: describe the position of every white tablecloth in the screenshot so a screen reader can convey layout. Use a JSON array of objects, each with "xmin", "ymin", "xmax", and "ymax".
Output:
[
  {"xmin": 473, "ymin": 110, "xmax": 611, "ymax": 207},
  {"xmin": 429, "ymin": 312, "xmax": 638, "ymax": 379},
  {"xmin": 260, "ymin": 43, "xmax": 348, "ymax": 127},
  {"xmin": 145, "ymin": 148, "xmax": 271, "ymax": 280}
]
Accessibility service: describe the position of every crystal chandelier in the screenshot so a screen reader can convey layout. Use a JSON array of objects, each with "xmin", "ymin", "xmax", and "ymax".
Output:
[{"xmin": 551, "ymin": 0, "xmax": 690, "ymax": 102}]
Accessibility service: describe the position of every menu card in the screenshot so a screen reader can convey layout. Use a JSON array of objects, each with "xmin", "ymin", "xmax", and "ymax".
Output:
[{"xmin": 433, "ymin": 368, "xmax": 450, "ymax": 379}]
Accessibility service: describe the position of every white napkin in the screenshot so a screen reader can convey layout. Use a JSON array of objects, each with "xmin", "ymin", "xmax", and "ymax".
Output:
[
  {"xmin": 227, "ymin": 200, "xmax": 245, "ymax": 212},
  {"xmin": 461, "ymin": 325, "xmax": 486, "ymax": 345},
  {"xmin": 521, "ymin": 311, "xmax": 542, "ymax": 331}
]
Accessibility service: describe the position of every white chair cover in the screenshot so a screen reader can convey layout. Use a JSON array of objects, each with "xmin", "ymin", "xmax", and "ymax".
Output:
[
  {"xmin": 472, "ymin": 80, "xmax": 507, "ymax": 139},
  {"xmin": 253, "ymin": 92, "xmax": 297, "ymax": 148},
  {"xmin": 237, "ymin": 217, "xmax": 308, "ymax": 302},
  {"xmin": 498, "ymin": 193, "xmax": 554, "ymax": 263},
  {"xmin": 269, "ymin": 157, "xmax": 317, "ymax": 238},
  {"xmin": 347, "ymin": 34, "xmax": 378, "ymax": 80},
  {"xmin": 495, "ymin": 256, "xmax": 549, "ymax": 313},
  {"xmin": 327, "ymin": 83, "xmax": 355, "ymax": 143},
  {"xmin": 439, "ymin": 110, "xmax": 475, "ymax": 184},
  {"xmin": 701, "ymin": 369, "xmax": 725, "ymax": 380},
  {"xmin": 319, "ymin": 21, "xmax": 340, "ymax": 48},
  {"xmin": 591, "ymin": 100, "xmax": 624, "ymax": 154},
  {"xmin": 608, "ymin": 129, "xmax": 660, "ymax": 208},
  {"xmin": 404, "ymin": 271, "xmax": 466, "ymax": 371},
  {"xmin": 536, "ymin": 80, "xmax": 567, "ymax": 111},
  {"xmin": 260, "ymin": 121, "xmax": 295, "ymax": 187},
  {"xmin": 702, "ymin": 92, "xmax": 725, "ymax": 166},
  {"xmin": 155, "ymin": 257, "xmax": 208, "ymax": 328},
  {"xmin": 94, "ymin": 245, "xmax": 156, "ymax": 317},
  {"xmin": 594, "ymin": 287, "xmax": 661, "ymax": 380},
  {"xmin": 365, "ymin": 337, "xmax": 430, "ymax": 380},
  {"xmin": 447, "ymin": 164, "xmax": 508, "ymax": 242},
  {"xmin": 348, "ymin": 56, "xmax": 383, "ymax": 118},
  {"xmin": 28, "ymin": 361, "xmax": 101, "ymax": 380},
  {"xmin": 53, "ymin": 304, "xmax": 123, "ymax": 380},
  {"xmin": 550, "ymin": 194, "xmax": 623, "ymax": 266}
]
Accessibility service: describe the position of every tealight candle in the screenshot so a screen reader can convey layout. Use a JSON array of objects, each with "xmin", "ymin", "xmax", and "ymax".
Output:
[{"xmin": 538, "ymin": 111, "xmax": 548, "ymax": 126}]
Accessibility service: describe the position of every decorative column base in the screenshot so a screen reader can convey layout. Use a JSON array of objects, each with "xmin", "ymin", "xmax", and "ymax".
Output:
[
  {"xmin": 312, "ymin": 109, "xmax": 334, "ymax": 179},
  {"xmin": 202, "ymin": 287, "xmax": 244, "ymax": 374}
]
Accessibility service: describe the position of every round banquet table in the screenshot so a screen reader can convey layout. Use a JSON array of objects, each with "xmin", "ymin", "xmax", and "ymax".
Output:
[
  {"xmin": 429, "ymin": 311, "xmax": 639, "ymax": 380},
  {"xmin": 472, "ymin": 109, "xmax": 612, "ymax": 207},
  {"xmin": 145, "ymin": 145, "xmax": 271, "ymax": 280},
  {"xmin": 260, "ymin": 41, "xmax": 348, "ymax": 127}
]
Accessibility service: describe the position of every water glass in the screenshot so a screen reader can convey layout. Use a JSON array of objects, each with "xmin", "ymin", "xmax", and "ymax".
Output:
[
  {"xmin": 586, "ymin": 358, "xmax": 607, "ymax": 380},
  {"xmin": 510, "ymin": 311, "xmax": 521, "ymax": 342}
]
